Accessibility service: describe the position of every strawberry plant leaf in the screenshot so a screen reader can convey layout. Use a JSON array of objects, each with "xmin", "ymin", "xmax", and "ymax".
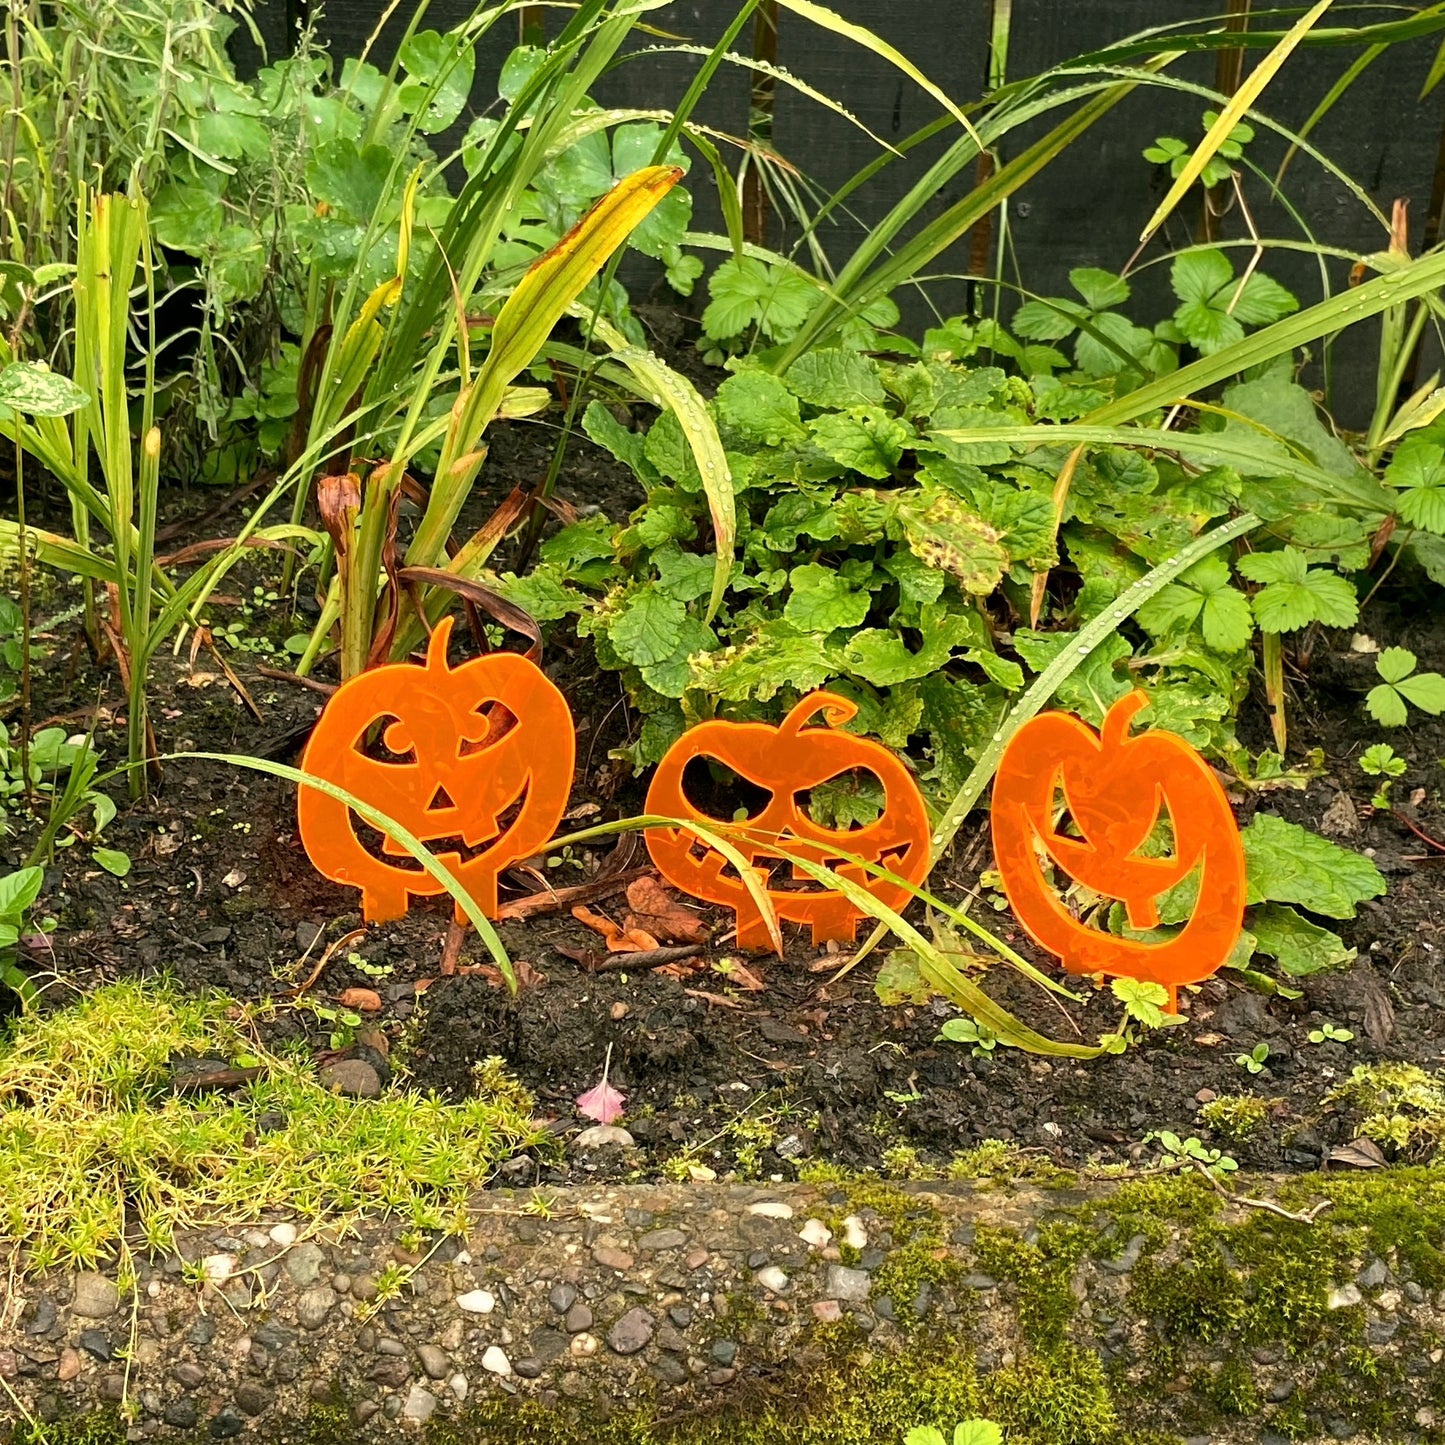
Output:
[
  {"xmin": 1376, "ymin": 646, "xmax": 1418, "ymax": 683},
  {"xmin": 1397, "ymin": 671, "xmax": 1445, "ymax": 714},
  {"xmin": 1237, "ymin": 547, "xmax": 1358, "ymax": 631},
  {"xmin": 1242, "ymin": 814, "xmax": 1387, "ymax": 918},
  {"xmin": 1366, "ymin": 682, "xmax": 1410, "ymax": 728},
  {"xmin": 1136, "ymin": 554, "xmax": 1253, "ymax": 652},
  {"xmin": 1385, "ymin": 435, "xmax": 1445, "ymax": 534}
]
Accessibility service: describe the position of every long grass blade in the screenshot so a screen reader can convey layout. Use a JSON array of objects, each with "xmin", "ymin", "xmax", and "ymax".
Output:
[{"xmin": 1140, "ymin": 0, "xmax": 1334, "ymax": 243}]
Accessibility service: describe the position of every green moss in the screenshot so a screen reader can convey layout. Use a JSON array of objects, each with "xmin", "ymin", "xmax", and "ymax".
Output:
[
  {"xmin": 1130, "ymin": 1243, "xmax": 1246, "ymax": 1347},
  {"xmin": 0, "ymin": 979, "xmax": 546, "ymax": 1271},
  {"xmin": 982, "ymin": 1343, "xmax": 1119, "ymax": 1445},
  {"xmin": 1196, "ymin": 1094, "xmax": 1280, "ymax": 1143},
  {"xmin": 1324, "ymin": 1062, "xmax": 1445, "ymax": 1159},
  {"xmin": 1198, "ymin": 1356, "xmax": 1260, "ymax": 1416},
  {"xmin": 973, "ymin": 1223, "xmax": 1091, "ymax": 1352},
  {"xmin": 10, "ymin": 1414, "xmax": 125, "ymax": 1445}
]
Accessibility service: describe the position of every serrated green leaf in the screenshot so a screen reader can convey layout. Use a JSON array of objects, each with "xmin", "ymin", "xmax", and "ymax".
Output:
[
  {"xmin": 842, "ymin": 607, "xmax": 982, "ymax": 687},
  {"xmin": 1366, "ymin": 682, "xmax": 1410, "ymax": 728},
  {"xmin": 1249, "ymin": 903, "xmax": 1355, "ymax": 976},
  {"xmin": 1397, "ymin": 670, "xmax": 1445, "ymax": 714},
  {"xmin": 1070, "ymin": 266, "xmax": 1131, "ymax": 311},
  {"xmin": 609, "ymin": 587, "xmax": 686, "ymax": 667},
  {"xmin": 1376, "ymin": 646, "xmax": 1418, "ymax": 684},
  {"xmin": 1240, "ymin": 548, "xmax": 1358, "ymax": 632},
  {"xmin": 715, "ymin": 371, "xmax": 806, "ymax": 446},
  {"xmin": 807, "ymin": 408, "xmax": 912, "ymax": 479},
  {"xmin": 1242, "ymin": 813, "xmax": 1386, "ymax": 919},
  {"xmin": 784, "ymin": 349, "xmax": 887, "ymax": 410},
  {"xmin": 690, "ymin": 622, "xmax": 833, "ymax": 702},
  {"xmin": 783, "ymin": 562, "xmax": 872, "ymax": 632}
]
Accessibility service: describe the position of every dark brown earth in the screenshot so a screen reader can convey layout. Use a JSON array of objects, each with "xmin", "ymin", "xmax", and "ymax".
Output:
[{"xmin": 8, "ymin": 390, "xmax": 1445, "ymax": 1190}]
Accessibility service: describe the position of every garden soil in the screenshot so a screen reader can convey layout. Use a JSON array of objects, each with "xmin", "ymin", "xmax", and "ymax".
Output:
[{"xmin": 12, "ymin": 372, "xmax": 1445, "ymax": 1187}]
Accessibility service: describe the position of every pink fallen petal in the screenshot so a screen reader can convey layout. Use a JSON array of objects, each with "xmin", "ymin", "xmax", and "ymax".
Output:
[{"xmin": 576, "ymin": 1079, "xmax": 626, "ymax": 1125}]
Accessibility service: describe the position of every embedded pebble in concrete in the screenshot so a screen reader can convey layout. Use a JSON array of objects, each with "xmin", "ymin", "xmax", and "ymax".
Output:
[{"xmin": 1, "ymin": 1180, "xmax": 1434, "ymax": 1441}]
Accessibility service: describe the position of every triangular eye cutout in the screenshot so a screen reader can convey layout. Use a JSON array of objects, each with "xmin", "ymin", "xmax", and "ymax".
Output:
[{"xmin": 427, "ymin": 784, "xmax": 457, "ymax": 812}]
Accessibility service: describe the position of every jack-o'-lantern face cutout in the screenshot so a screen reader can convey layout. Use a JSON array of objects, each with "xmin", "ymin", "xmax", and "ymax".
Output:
[
  {"xmin": 297, "ymin": 617, "xmax": 574, "ymax": 922},
  {"xmin": 645, "ymin": 691, "xmax": 931, "ymax": 950},
  {"xmin": 990, "ymin": 690, "xmax": 1245, "ymax": 1010}
]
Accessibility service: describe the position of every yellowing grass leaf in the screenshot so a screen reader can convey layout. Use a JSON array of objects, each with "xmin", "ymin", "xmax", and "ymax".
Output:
[
  {"xmin": 770, "ymin": 0, "xmax": 982, "ymax": 150},
  {"xmin": 1141, "ymin": 0, "xmax": 1334, "ymax": 243}
]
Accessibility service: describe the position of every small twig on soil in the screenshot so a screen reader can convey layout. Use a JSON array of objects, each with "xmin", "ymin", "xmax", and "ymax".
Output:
[
  {"xmin": 1187, "ymin": 1157, "xmax": 1333, "ymax": 1224},
  {"xmin": 256, "ymin": 665, "xmax": 336, "ymax": 697},
  {"xmin": 496, "ymin": 867, "xmax": 651, "ymax": 921},
  {"xmin": 440, "ymin": 917, "xmax": 468, "ymax": 976},
  {"xmin": 1391, "ymin": 809, "xmax": 1445, "ymax": 853},
  {"xmin": 286, "ymin": 927, "xmax": 366, "ymax": 997},
  {"xmin": 575, "ymin": 944, "xmax": 702, "ymax": 973}
]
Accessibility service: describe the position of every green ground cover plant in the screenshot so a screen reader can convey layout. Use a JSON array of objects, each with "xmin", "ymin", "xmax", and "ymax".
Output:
[{"xmin": 0, "ymin": 977, "xmax": 546, "ymax": 1269}]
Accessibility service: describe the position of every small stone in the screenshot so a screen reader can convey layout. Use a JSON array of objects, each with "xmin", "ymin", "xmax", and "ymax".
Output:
[
  {"xmin": 514, "ymin": 1358, "xmax": 544, "ymax": 1379},
  {"xmin": 447, "ymin": 1374, "xmax": 468, "ymax": 1402},
  {"xmin": 755, "ymin": 1267, "xmax": 789, "ymax": 1294},
  {"xmin": 402, "ymin": 1385, "xmax": 438, "ymax": 1423},
  {"xmin": 685, "ymin": 1248, "xmax": 710, "ymax": 1270},
  {"xmin": 173, "ymin": 1363, "xmax": 207, "ymax": 1389},
  {"xmin": 1367, "ymin": 1317, "xmax": 1399, "ymax": 1344},
  {"xmin": 747, "ymin": 1202, "xmax": 793, "ymax": 1220},
  {"xmin": 297, "ymin": 1285, "xmax": 337, "ymax": 1329},
  {"xmin": 456, "ymin": 1289, "xmax": 496, "ymax": 1315},
  {"xmin": 58, "ymin": 1348, "xmax": 82, "ymax": 1382},
  {"xmin": 164, "ymin": 1401, "xmax": 200, "ymax": 1429},
  {"xmin": 1328, "ymin": 1285, "xmax": 1363, "ymax": 1310},
  {"xmin": 377, "ymin": 1337, "xmax": 407, "ymax": 1356},
  {"xmin": 481, "ymin": 1346, "xmax": 512, "ymax": 1377},
  {"xmin": 574, "ymin": 1125, "xmax": 635, "ymax": 1151},
  {"xmin": 841, "ymin": 1217, "xmax": 867, "ymax": 1251},
  {"xmin": 549, "ymin": 1283, "xmax": 578, "ymax": 1314},
  {"xmin": 1099, "ymin": 1235, "xmax": 1146, "ymax": 1275},
  {"xmin": 747, "ymin": 1249, "xmax": 770, "ymax": 1270},
  {"xmin": 710, "ymin": 1339, "xmax": 737, "ymax": 1367},
  {"xmin": 1195, "ymin": 1088, "xmax": 1217, "ymax": 1104},
  {"xmin": 368, "ymin": 1358, "xmax": 412, "ymax": 1389},
  {"xmin": 961, "ymin": 1273, "xmax": 998, "ymax": 1290},
  {"xmin": 570, "ymin": 1333, "xmax": 599, "ymax": 1358},
  {"xmin": 710, "ymin": 1367, "xmax": 736, "ymax": 1386},
  {"xmin": 319, "ymin": 1059, "xmax": 382, "ymax": 1098},
  {"xmin": 824, "ymin": 1265, "xmax": 871, "ymax": 1304},
  {"xmin": 637, "ymin": 1229, "xmax": 688, "ymax": 1252},
  {"xmin": 669, "ymin": 1306, "xmax": 693, "ymax": 1328},
  {"xmin": 607, "ymin": 1308, "xmax": 655, "ymax": 1356},
  {"xmin": 234, "ymin": 1385, "xmax": 273, "ymax": 1417},
  {"xmin": 800, "ymin": 1220, "xmax": 832, "ymax": 1248},
  {"xmin": 592, "ymin": 1246, "xmax": 634, "ymax": 1271},
  {"xmin": 24, "ymin": 1295, "xmax": 56, "ymax": 1335},
  {"xmin": 210, "ymin": 1405, "xmax": 245, "ymax": 1438},
  {"xmin": 70, "ymin": 1273, "xmax": 120, "ymax": 1320},
  {"xmin": 79, "ymin": 1330, "xmax": 111, "ymax": 1361},
  {"xmin": 812, "ymin": 1300, "xmax": 842, "ymax": 1323},
  {"xmin": 564, "ymin": 1303, "xmax": 593, "ymax": 1334},
  {"xmin": 1269, "ymin": 1380, "xmax": 1295, "ymax": 1403},
  {"xmin": 417, "ymin": 1345, "xmax": 451, "ymax": 1380},
  {"xmin": 1357, "ymin": 1258, "xmax": 1389, "ymax": 1289},
  {"xmin": 651, "ymin": 1354, "xmax": 688, "ymax": 1385},
  {"xmin": 268, "ymin": 1223, "xmax": 298, "ymax": 1248},
  {"xmin": 201, "ymin": 1253, "xmax": 238, "ymax": 1284},
  {"xmin": 656, "ymin": 1326, "xmax": 688, "ymax": 1354},
  {"xmin": 610, "ymin": 1002, "xmax": 630, "ymax": 1020},
  {"xmin": 284, "ymin": 1243, "xmax": 325, "ymax": 1287}
]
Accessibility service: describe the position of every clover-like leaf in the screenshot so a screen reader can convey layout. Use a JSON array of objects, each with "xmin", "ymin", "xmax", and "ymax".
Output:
[
  {"xmin": 1135, "ymin": 554, "xmax": 1253, "ymax": 652},
  {"xmin": 1385, "ymin": 434, "xmax": 1445, "ymax": 533},
  {"xmin": 1366, "ymin": 646, "xmax": 1445, "ymax": 726},
  {"xmin": 1236, "ymin": 547, "xmax": 1358, "ymax": 632}
]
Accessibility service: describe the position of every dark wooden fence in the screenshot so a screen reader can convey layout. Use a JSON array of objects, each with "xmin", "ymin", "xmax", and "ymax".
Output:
[{"xmin": 239, "ymin": 2, "xmax": 1445, "ymax": 422}]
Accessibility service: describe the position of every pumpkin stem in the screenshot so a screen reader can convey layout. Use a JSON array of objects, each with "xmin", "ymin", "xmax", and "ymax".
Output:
[
  {"xmin": 426, "ymin": 614, "xmax": 456, "ymax": 673},
  {"xmin": 1100, "ymin": 689, "xmax": 1149, "ymax": 748},
  {"xmin": 779, "ymin": 690, "xmax": 857, "ymax": 737}
]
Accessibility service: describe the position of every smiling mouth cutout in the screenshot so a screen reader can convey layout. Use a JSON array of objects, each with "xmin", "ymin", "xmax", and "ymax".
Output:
[{"xmin": 348, "ymin": 784, "xmax": 531, "ymax": 873}]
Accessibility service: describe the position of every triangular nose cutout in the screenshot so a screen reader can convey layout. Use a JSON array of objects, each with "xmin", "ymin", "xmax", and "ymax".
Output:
[{"xmin": 427, "ymin": 784, "xmax": 457, "ymax": 811}]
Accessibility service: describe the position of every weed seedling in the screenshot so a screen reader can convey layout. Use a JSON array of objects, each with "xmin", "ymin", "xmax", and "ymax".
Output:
[
  {"xmin": 1366, "ymin": 648, "xmax": 1445, "ymax": 727},
  {"xmin": 1309, "ymin": 1021, "xmax": 1354, "ymax": 1044},
  {"xmin": 1360, "ymin": 742, "xmax": 1407, "ymax": 808},
  {"xmin": 1149, "ymin": 1129, "xmax": 1239, "ymax": 1181},
  {"xmin": 1235, "ymin": 1041, "xmax": 1270, "ymax": 1075}
]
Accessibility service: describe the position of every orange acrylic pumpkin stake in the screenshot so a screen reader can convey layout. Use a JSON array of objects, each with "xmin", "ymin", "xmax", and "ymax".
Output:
[
  {"xmin": 297, "ymin": 616, "xmax": 575, "ymax": 923},
  {"xmin": 645, "ymin": 691, "xmax": 931, "ymax": 950},
  {"xmin": 990, "ymin": 690, "xmax": 1246, "ymax": 1012}
]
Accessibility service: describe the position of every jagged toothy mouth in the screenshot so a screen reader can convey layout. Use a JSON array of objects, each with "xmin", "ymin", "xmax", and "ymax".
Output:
[{"xmin": 348, "ymin": 784, "xmax": 530, "ymax": 873}]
